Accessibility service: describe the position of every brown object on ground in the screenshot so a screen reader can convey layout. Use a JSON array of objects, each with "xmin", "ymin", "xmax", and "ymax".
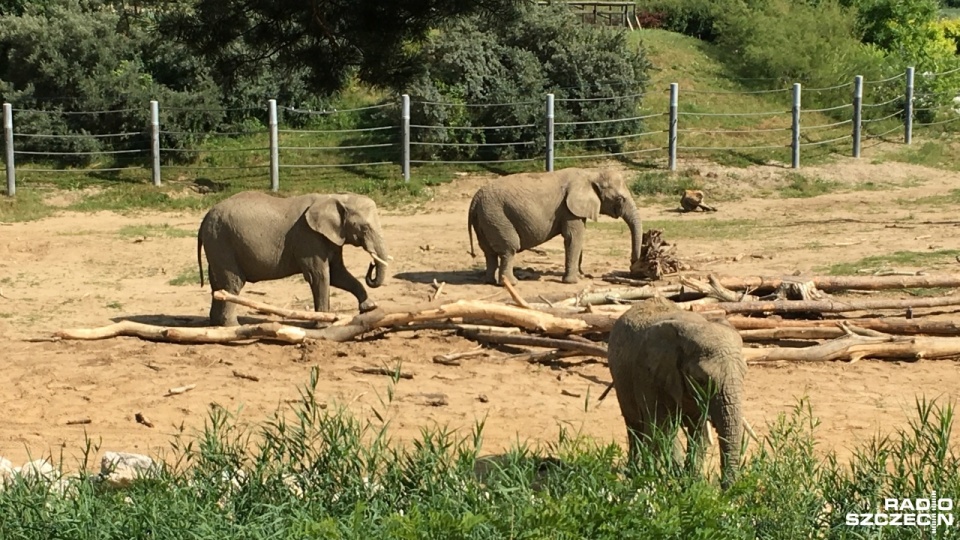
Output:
[
  {"xmin": 432, "ymin": 348, "xmax": 489, "ymax": 366},
  {"xmin": 464, "ymin": 331, "xmax": 609, "ymax": 357},
  {"xmin": 65, "ymin": 418, "xmax": 91, "ymax": 425},
  {"xmin": 691, "ymin": 295, "xmax": 960, "ymax": 315},
  {"xmin": 729, "ymin": 316, "xmax": 960, "ymax": 336},
  {"xmin": 213, "ymin": 290, "xmax": 341, "ymax": 322},
  {"xmin": 54, "ymin": 320, "xmax": 312, "ymax": 344},
  {"xmin": 629, "ymin": 229, "xmax": 688, "ymax": 280},
  {"xmin": 134, "ymin": 412, "xmax": 154, "ymax": 428},
  {"xmin": 232, "ymin": 370, "xmax": 260, "ymax": 382},
  {"xmin": 166, "ymin": 384, "xmax": 196, "ymax": 396},
  {"xmin": 743, "ymin": 326, "xmax": 960, "ymax": 363},
  {"xmin": 680, "ymin": 189, "xmax": 717, "ymax": 212},
  {"xmin": 350, "ymin": 366, "xmax": 414, "ymax": 380}
]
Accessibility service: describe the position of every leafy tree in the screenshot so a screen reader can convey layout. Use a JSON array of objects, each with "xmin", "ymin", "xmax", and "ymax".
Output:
[{"xmin": 158, "ymin": 0, "xmax": 526, "ymax": 97}]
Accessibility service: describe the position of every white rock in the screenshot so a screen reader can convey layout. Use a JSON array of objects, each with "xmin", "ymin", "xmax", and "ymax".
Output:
[
  {"xmin": 0, "ymin": 457, "xmax": 13, "ymax": 487},
  {"xmin": 100, "ymin": 451, "xmax": 155, "ymax": 488},
  {"xmin": 18, "ymin": 459, "xmax": 59, "ymax": 482}
]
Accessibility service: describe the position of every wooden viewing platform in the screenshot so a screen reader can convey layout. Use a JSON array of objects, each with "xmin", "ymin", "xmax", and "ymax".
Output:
[{"xmin": 537, "ymin": 1, "xmax": 641, "ymax": 29}]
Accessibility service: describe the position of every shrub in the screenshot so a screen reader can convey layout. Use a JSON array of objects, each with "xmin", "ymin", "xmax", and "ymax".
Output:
[{"xmin": 635, "ymin": 0, "xmax": 725, "ymax": 42}]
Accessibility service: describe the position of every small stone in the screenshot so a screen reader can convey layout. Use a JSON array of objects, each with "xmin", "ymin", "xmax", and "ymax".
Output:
[
  {"xmin": 101, "ymin": 452, "xmax": 155, "ymax": 488},
  {"xmin": 18, "ymin": 459, "xmax": 59, "ymax": 482},
  {"xmin": 477, "ymin": 394, "xmax": 489, "ymax": 403},
  {"xmin": 0, "ymin": 457, "xmax": 13, "ymax": 486}
]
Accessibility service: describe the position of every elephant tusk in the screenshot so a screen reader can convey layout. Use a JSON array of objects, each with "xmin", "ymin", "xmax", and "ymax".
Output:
[{"xmin": 368, "ymin": 252, "xmax": 390, "ymax": 267}]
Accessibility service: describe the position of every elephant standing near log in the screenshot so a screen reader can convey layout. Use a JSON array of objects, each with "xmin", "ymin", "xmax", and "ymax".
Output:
[
  {"xmin": 606, "ymin": 297, "xmax": 747, "ymax": 489},
  {"xmin": 197, "ymin": 191, "xmax": 392, "ymax": 326},
  {"xmin": 467, "ymin": 167, "xmax": 643, "ymax": 285}
]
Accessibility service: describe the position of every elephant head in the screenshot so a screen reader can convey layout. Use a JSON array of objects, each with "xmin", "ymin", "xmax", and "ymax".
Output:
[
  {"xmin": 305, "ymin": 194, "xmax": 391, "ymax": 288},
  {"xmin": 563, "ymin": 168, "xmax": 643, "ymax": 263}
]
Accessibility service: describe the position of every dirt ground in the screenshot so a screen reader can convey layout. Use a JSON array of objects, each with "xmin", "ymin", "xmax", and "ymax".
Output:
[{"xmin": 2, "ymin": 155, "xmax": 960, "ymax": 472}]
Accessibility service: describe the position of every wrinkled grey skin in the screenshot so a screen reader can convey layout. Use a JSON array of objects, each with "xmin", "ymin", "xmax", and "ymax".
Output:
[
  {"xmin": 607, "ymin": 297, "xmax": 747, "ymax": 489},
  {"xmin": 197, "ymin": 191, "xmax": 390, "ymax": 326},
  {"xmin": 467, "ymin": 167, "xmax": 642, "ymax": 285}
]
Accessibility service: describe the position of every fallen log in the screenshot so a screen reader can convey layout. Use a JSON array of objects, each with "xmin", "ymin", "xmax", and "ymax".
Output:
[
  {"xmin": 463, "ymin": 331, "xmax": 609, "ymax": 357},
  {"xmin": 54, "ymin": 320, "xmax": 312, "ymax": 344},
  {"xmin": 710, "ymin": 274, "xmax": 960, "ymax": 293},
  {"xmin": 743, "ymin": 333, "xmax": 960, "ymax": 363},
  {"xmin": 214, "ymin": 290, "xmax": 341, "ymax": 322},
  {"xmin": 315, "ymin": 299, "xmax": 591, "ymax": 342},
  {"xmin": 692, "ymin": 295, "xmax": 960, "ymax": 315},
  {"xmin": 554, "ymin": 284, "xmax": 683, "ymax": 307},
  {"xmin": 728, "ymin": 316, "xmax": 960, "ymax": 336}
]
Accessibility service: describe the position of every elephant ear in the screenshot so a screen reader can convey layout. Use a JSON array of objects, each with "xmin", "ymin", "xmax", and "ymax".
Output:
[
  {"xmin": 565, "ymin": 179, "xmax": 601, "ymax": 221},
  {"xmin": 305, "ymin": 198, "xmax": 345, "ymax": 246}
]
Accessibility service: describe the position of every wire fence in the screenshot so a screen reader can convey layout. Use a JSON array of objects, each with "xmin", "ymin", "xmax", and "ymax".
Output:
[{"xmin": 2, "ymin": 64, "xmax": 959, "ymax": 197}]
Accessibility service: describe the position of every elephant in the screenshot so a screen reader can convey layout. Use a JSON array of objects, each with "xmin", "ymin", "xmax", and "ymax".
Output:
[
  {"xmin": 606, "ymin": 297, "xmax": 747, "ymax": 489},
  {"xmin": 196, "ymin": 191, "xmax": 392, "ymax": 326},
  {"xmin": 467, "ymin": 167, "xmax": 642, "ymax": 285}
]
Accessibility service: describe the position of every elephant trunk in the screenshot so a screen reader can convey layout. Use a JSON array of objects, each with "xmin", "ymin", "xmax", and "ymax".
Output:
[
  {"xmin": 620, "ymin": 199, "xmax": 643, "ymax": 264},
  {"xmin": 709, "ymin": 383, "xmax": 744, "ymax": 490},
  {"xmin": 364, "ymin": 234, "xmax": 390, "ymax": 288}
]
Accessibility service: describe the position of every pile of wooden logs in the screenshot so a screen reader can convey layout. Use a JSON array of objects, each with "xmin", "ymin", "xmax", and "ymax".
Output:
[{"xmin": 48, "ymin": 271, "xmax": 960, "ymax": 366}]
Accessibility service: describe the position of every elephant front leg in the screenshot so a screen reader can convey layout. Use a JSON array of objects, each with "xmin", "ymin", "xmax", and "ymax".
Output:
[
  {"xmin": 304, "ymin": 262, "xmax": 331, "ymax": 313},
  {"xmin": 560, "ymin": 219, "xmax": 586, "ymax": 284},
  {"xmin": 329, "ymin": 255, "xmax": 377, "ymax": 313}
]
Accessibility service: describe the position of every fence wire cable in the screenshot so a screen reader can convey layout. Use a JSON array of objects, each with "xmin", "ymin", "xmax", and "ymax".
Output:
[
  {"xmin": 914, "ymin": 115, "xmax": 960, "ymax": 127},
  {"xmin": 279, "ymin": 161, "xmax": 395, "ymax": 169},
  {"xmin": 283, "ymin": 103, "xmax": 394, "ymax": 114},
  {"xmin": 865, "ymin": 124, "xmax": 904, "ymax": 139},
  {"xmin": 278, "ymin": 142, "xmax": 396, "ymax": 151},
  {"xmin": 800, "ymin": 118, "xmax": 853, "ymax": 131},
  {"xmin": 804, "ymin": 103, "xmax": 853, "ymax": 113},
  {"xmin": 411, "ymin": 123, "xmax": 536, "ymax": 131},
  {"xmin": 14, "ymin": 148, "xmax": 146, "ymax": 156},
  {"xmin": 677, "ymin": 126, "xmax": 790, "ymax": 134},
  {"xmin": 799, "ymin": 134, "xmax": 851, "ymax": 146},
  {"xmin": 924, "ymin": 65, "xmax": 960, "ymax": 77},
  {"xmin": 863, "ymin": 73, "xmax": 906, "ymax": 85},
  {"xmin": 862, "ymin": 110, "xmax": 904, "ymax": 124},
  {"xmin": 279, "ymin": 125, "xmax": 396, "ymax": 134},
  {"xmin": 677, "ymin": 110, "xmax": 788, "ymax": 117},
  {"xmin": 12, "ymin": 108, "xmax": 141, "ymax": 115},
  {"xmin": 161, "ymin": 147, "xmax": 268, "ymax": 153},
  {"xmin": 861, "ymin": 96, "xmax": 903, "ymax": 108},
  {"xmin": 555, "ymin": 147, "xmax": 664, "ymax": 160},
  {"xmin": 412, "ymin": 100, "xmax": 536, "ymax": 107},
  {"xmin": 410, "ymin": 157, "xmax": 538, "ymax": 164},
  {"xmin": 804, "ymin": 82, "xmax": 855, "ymax": 92},
  {"xmin": 683, "ymin": 87, "xmax": 791, "ymax": 95},
  {"xmin": 165, "ymin": 165, "xmax": 270, "ymax": 170},
  {"xmin": 677, "ymin": 143, "xmax": 787, "ymax": 150},
  {"xmin": 555, "ymin": 93, "xmax": 644, "ymax": 102},
  {"xmin": 18, "ymin": 167, "xmax": 140, "ymax": 173},
  {"xmin": 165, "ymin": 106, "xmax": 262, "ymax": 112},
  {"xmin": 410, "ymin": 140, "xmax": 535, "ymax": 147},
  {"xmin": 13, "ymin": 131, "xmax": 143, "ymax": 139},
  {"xmin": 161, "ymin": 129, "xmax": 269, "ymax": 136},
  {"xmin": 554, "ymin": 113, "xmax": 662, "ymax": 126},
  {"xmin": 555, "ymin": 130, "xmax": 664, "ymax": 143}
]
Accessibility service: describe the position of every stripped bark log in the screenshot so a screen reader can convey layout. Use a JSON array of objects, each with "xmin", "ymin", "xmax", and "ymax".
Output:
[
  {"xmin": 710, "ymin": 274, "xmax": 960, "ymax": 293},
  {"xmin": 728, "ymin": 316, "xmax": 960, "ymax": 336},
  {"xmin": 691, "ymin": 295, "xmax": 960, "ymax": 315},
  {"xmin": 463, "ymin": 331, "xmax": 609, "ymax": 357},
  {"xmin": 55, "ymin": 321, "xmax": 312, "ymax": 344},
  {"xmin": 214, "ymin": 290, "xmax": 341, "ymax": 322},
  {"xmin": 743, "ymin": 333, "xmax": 960, "ymax": 363},
  {"xmin": 554, "ymin": 284, "xmax": 683, "ymax": 307},
  {"xmin": 315, "ymin": 299, "xmax": 591, "ymax": 342}
]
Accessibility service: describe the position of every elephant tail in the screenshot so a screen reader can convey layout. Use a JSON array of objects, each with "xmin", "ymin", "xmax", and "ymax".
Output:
[
  {"xmin": 467, "ymin": 197, "xmax": 478, "ymax": 258},
  {"xmin": 197, "ymin": 232, "xmax": 205, "ymax": 288}
]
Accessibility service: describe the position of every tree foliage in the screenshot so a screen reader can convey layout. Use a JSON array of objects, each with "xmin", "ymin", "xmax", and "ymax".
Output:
[{"xmin": 401, "ymin": 3, "xmax": 651, "ymax": 161}]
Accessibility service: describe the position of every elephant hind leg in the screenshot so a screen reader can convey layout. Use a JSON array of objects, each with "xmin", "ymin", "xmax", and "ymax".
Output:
[
  {"xmin": 498, "ymin": 250, "xmax": 518, "ymax": 285},
  {"xmin": 208, "ymin": 263, "xmax": 246, "ymax": 327}
]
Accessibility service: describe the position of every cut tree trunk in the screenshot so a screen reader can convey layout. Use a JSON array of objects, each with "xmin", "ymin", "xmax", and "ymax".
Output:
[
  {"xmin": 743, "ymin": 334, "xmax": 960, "ymax": 363},
  {"xmin": 463, "ymin": 331, "xmax": 609, "ymax": 357},
  {"xmin": 710, "ymin": 274, "xmax": 960, "ymax": 293},
  {"xmin": 692, "ymin": 296, "xmax": 960, "ymax": 315},
  {"xmin": 630, "ymin": 229, "xmax": 688, "ymax": 280},
  {"xmin": 554, "ymin": 284, "xmax": 683, "ymax": 307}
]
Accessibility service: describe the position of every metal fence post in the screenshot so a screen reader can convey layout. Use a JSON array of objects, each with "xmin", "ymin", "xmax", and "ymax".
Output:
[
  {"xmin": 545, "ymin": 93, "xmax": 555, "ymax": 172},
  {"xmin": 4, "ymin": 103, "xmax": 14, "ymax": 197},
  {"xmin": 905, "ymin": 66, "xmax": 914, "ymax": 145},
  {"xmin": 268, "ymin": 99, "xmax": 279, "ymax": 192},
  {"xmin": 668, "ymin": 83, "xmax": 678, "ymax": 171},
  {"xmin": 852, "ymin": 75, "xmax": 863, "ymax": 158},
  {"xmin": 150, "ymin": 100, "xmax": 161, "ymax": 187},
  {"xmin": 791, "ymin": 83, "xmax": 801, "ymax": 169},
  {"xmin": 401, "ymin": 94, "xmax": 410, "ymax": 183}
]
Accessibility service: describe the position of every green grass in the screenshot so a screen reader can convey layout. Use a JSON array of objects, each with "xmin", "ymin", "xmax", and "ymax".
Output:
[
  {"xmin": 591, "ymin": 218, "xmax": 762, "ymax": 240},
  {"xmin": 777, "ymin": 173, "xmax": 841, "ymax": 198},
  {"xmin": 897, "ymin": 187, "xmax": 960, "ymax": 207},
  {"xmin": 820, "ymin": 249, "xmax": 960, "ymax": 275},
  {"xmin": 117, "ymin": 224, "xmax": 195, "ymax": 239},
  {"xmin": 0, "ymin": 369, "xmax": 956, "ymax": 539},
  {"xmin": 887, "ymin": 141, "xmax": 960, "ymax": 172},
  {"xmin": 168, "ymin": 267, "xmax": 201, "ymax": 286},
  {"xmin": 630, "ymin": 170, "xmax": 704, "ymax": 197},
  {"xmin": 0, "ymin": 190, "xmax": 56, "ymax": 222}
]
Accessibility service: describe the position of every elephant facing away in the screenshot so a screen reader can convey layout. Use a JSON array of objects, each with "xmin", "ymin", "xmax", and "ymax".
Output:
[
  {"xmin": 197, "ymin": 191, "xmax": 392, "ymax": 326},
  {"xmin": 606, "ymin": 297, "xmax": 747, "ymax": 489},
  {"xmin": 467, "ymin": 167, "xmax": 642, "ymax": 285}
]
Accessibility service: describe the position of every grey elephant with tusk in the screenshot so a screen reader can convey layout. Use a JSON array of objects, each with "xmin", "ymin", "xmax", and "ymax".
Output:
[
  {"xmin": 606, "ymin": 297, "xmax": 748, "ymax": 489},
  {"xmin": 467, "ymin": 167, "xmax": 642, "ymax": 285},
  {"xmin": 196, "ymin": 191, "xmax": 392, "ymax": 326}
]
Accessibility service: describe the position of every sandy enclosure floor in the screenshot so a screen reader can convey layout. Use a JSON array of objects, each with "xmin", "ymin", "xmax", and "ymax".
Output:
[{"xmin": 1, "ymin": 156, "xmax": 960, "ymax": 471}]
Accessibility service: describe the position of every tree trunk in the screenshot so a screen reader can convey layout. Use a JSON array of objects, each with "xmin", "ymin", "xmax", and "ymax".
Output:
[
  {"xmin": 728, "ymin": 316, "xmax": 960, "ymax": 336},
  {"xmin": 711, "ymin": 274, "xmax": 960, "ymax": 293},
  {"xmin": 693, "ymin": 296, "xmax": 960, "ymax": 315},
  {"xmin": 742, "ymin": 334, "xmax": 960, "ymax": 363}
]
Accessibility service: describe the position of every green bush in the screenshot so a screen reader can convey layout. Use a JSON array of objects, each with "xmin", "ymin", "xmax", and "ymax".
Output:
[
  {"xmin": 399, "ymin": 3, "xmax": 651, "ymax": 162},
  {"xmin": 635, "ymin": 0, "xmax": 725, "ymax": 42}
]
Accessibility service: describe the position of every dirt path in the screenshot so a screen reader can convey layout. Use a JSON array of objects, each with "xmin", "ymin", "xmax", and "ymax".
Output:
[{"xmin": 1, "ymin": 156, "xmax": 959, "ymax": 470}]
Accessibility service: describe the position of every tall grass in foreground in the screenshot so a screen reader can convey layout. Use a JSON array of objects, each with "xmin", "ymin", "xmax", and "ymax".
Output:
[{"xmin": 0, "ymin": 367, "xmax": 957, "ymax": 539}]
